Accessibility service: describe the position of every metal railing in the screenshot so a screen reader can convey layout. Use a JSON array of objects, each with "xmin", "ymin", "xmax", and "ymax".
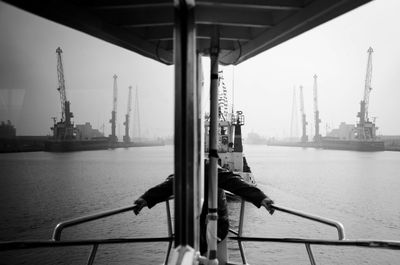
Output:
[
  {"xmin": 0, "ymin": 201, "xmax": 174, "ymax": 265},
  {"xmin": 1, "ymin": 196, "xmax": 400, "ymax": 265},
  {"xmin": 226, "ymin": 197, "xmax": 400, "ymax": 265},
  {"xmin": 227, "ymin": 197, "xmax": 345, "ymax": 265},
  {"xmin": 271, "ymin": 205, "xmax": 345, "ymax": 240}
]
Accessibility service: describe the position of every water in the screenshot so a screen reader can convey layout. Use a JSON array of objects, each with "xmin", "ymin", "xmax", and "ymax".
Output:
[
  {"xmin": 0, "ymin": 145, "xmax": 399, "ymax": 264},
  {"xmin": 235, "ymin": 146, "xmax": 400, "ymax": 264}
]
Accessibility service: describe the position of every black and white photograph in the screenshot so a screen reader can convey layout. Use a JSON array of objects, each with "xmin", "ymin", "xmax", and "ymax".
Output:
[{"xmin": 0, "ymin": 0, "xmax": 399, "ymax": 264}]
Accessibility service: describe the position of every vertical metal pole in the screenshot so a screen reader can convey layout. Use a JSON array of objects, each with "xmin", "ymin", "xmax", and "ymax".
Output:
[
  {"xmin": 207, "ymin": 28, "xmax": 219, "ymax": 264},
  {"xmin": 238, "ymin": 199, "xmax": 247, "ymax": 264},
  {"xmin": 173, "ymin": 0, "xmax": 198, "ymax": 249},
  {"xmin": 87, "ymin": 244, "xmax": 98, "ymax": 265},
  {"xmin": 164, "ymin": 200, "xmax": 173, "ymax": 264},
  {"xmin": 196, "ymin": 53, "xmax": 205, "ymax": 251},
  {"xmin": 305, "ymin": 243, "xmax": 317, "ymax": 265}
]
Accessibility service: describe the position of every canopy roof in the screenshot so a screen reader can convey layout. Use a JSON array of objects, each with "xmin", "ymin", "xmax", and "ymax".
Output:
[{"xmin": 4, "ymin": 0, "xmax": 371, "ymax": 65}]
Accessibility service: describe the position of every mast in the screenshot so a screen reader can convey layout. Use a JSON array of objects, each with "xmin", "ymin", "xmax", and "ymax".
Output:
[
  {"xmin": 109, "ymin": 74, "xmax": 118, "ymax": 143},
  {"xmin": 207, "ymin": 29, "xmax": 219, "ymax": 264},
  {"xmin": 313, "ymin": 74, "xmax": 322, "ymax": 142},
  {"xmin": 299, "ymin": 85, "xmax": 308, "ymax": 142},
  {"xmin": 123, "ymin": 86, "xmax": 132, "ymax": 143},
  {"xmin": 218, "ymin": 70, "xmax": 228, "ymax": 120}
]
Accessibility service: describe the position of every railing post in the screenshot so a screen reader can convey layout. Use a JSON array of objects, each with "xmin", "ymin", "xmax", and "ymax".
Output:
[
  {"xmin": 164, "ymin": 200, "xmax": 173, "ymax": 264},
  {"xmin": 238, "ymin": 199, "xmax": 247, "ymax": 265},
  {"xmin": 87, "ymin": 244, "xmax": 98, "ymax": 265},
  {"xmin": 305, "ymin": 243, "xmax": 316, "ymax": 265}
]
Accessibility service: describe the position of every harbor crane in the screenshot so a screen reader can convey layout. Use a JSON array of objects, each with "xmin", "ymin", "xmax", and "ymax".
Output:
[
  {"xmin": 313, "ymin": 74, "xmax": 322, "ymax": 142},
  {"xmin": 132, "ymin": 87, "xmax": 141, "ymax": 139},
  {"xmin": 51, "ymin": 47, "xmax": 74, "ymax": 139},
  {"xmin": 290, "ymin": 87, "xmax": 299, "ymax": 140},
  {"xmin": 356, "ymin": 47, "xmax": 378, "ymax": 140},
  {"xmin": 123, "ymin": 86, "xmax": 132, "ymax": 143},
  {"xmin": 299, "ymin": 85, "xmax": 308, "ymax": 142},
  {"xmin": 109, "ymin": 74, "xmax": 118, "ymax": 143},
  {"xmin": 362, "ymin": 47, "xmax": 373, "ymax": 123}
]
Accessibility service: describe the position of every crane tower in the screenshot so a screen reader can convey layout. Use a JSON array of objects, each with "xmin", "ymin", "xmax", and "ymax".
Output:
[
  {"xmin": 123, "ymin": 86, "xmax": 132, "ymax": 143},
  {"xmin": 51, "ymin": 47, "xmax": 74, "ymax": 139},
  {"xmin": 313, "ymin": 74, "xmax": 322, "ymax": 142},
  {"xmin": 290, "ymin": 87, "xmax": 299, "ymax": 141},
  {"xmin": 132, "ymin": 87, "xmax": 141, "ymax": 139},
  {"xmin": 299, "ymin": 85, "xmax": 308, "ymax": 142},
  {"xmin": 356, "ymin": 47, "xmax": 377, "ymax": 140},
  {"xmin": 109, "ymin": 74, "xmax": 118, "ymax": 143}
]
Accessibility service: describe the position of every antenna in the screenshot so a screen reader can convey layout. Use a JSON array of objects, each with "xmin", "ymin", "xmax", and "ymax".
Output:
[{"xmin": 232, "ymin": 66, "xmax": 235, "ymax": 115}]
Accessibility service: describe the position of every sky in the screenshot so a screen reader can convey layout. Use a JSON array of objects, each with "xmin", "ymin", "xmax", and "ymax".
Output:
[{"xmin": 1, "ymin": 0, "xmax": 400, "ymax": 139}]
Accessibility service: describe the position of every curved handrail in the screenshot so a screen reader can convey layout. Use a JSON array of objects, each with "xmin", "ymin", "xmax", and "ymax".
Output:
[
  {"xmin": 52, "ymin": 205, "xmax": 136, "ymax": 241},
  {"xmin": 271, "ymin": 204, "xmax": 346, "ymax": 240},
  {"xmin": 226, "ymin": 190, "xmax": 346, "ymax": 240},
  {"xmin": 227, "ymin": 196, "xmax": 346, "ymax": 265},
  {"xmin": 51, "ymin": 202, "xmax": 174, "ymax": 265}
]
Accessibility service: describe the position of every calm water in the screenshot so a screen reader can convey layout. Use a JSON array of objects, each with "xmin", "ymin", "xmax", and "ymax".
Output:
[{"xmin": 0, "ymin": 145, "xmax": 399, "ymax": 264}]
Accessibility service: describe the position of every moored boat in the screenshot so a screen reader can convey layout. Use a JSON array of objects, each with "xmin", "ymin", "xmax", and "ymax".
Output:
[
  {"xmin": 44, "ymin": 138, "xmax": 111, "ymax": 152},
  {"xmin": 321, "ymin": 138, "xmax": 384, "ymax": 151}
]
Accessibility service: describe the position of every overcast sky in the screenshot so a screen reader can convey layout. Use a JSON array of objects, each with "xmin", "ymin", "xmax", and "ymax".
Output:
[{"xmin": 1, "ymin": 0, "xmax": 399, "ymax": 139}]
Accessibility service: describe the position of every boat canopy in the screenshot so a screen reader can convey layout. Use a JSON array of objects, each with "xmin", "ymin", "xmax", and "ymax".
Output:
[{"xmin": 3, "ymin": 0, "xmax": 371, "ymax": 65}]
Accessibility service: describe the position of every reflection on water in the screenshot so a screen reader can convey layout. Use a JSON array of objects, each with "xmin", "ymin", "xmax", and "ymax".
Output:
[{"xmin": 0, "ymin": 145, "xmax": 399, "ymax": 264}]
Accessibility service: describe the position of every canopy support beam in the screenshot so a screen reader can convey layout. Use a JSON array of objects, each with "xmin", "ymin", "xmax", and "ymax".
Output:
[{"xmin": 173, "ymin": 0, "xmax": 199, "ymax": 249}]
